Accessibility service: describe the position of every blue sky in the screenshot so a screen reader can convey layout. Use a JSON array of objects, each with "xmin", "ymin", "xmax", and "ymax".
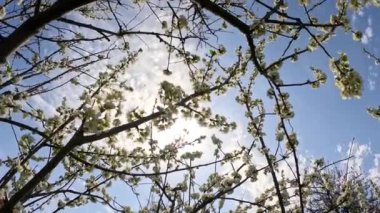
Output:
[
  {"xmin": 280, "ymin": 3, "xmax": 380, "ymax": 168},
  {"xmin": 212, "ymin": 0, "xmax": 380, "ymax": 170},
  {"xmin": 1, "ymin": 0, "xmax": 380, "ymax": 212}
]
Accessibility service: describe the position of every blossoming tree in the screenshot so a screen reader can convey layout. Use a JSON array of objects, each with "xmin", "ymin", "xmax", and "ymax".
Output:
[{"xmin": 0, "ymin": 0, "xmax": 379, "ymax": 212}]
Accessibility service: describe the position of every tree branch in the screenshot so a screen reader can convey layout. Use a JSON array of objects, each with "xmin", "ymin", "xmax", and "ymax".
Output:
[{"xmin": 0, "ymin": 0, "xmax": 96, "ymax": 63}]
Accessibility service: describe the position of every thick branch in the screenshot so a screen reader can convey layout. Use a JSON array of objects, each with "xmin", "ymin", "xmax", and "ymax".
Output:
[
  {"xmin": 81, "ymin": 72, "xmax": 235, "ymax": 144},
  {"xmin": 0, "ymin": 134, "xmax": 80, "ymax": 212},
  {"xmin": 192, "ymin": 0, "xmax": 250, "ymax": 34},
  {"xmin": 0, "ymin": 0, "xmax": 96, "ymax": 63},
  {"xmin": 0, "ymin": 117, "xmax": 48, "ymax": 139}
]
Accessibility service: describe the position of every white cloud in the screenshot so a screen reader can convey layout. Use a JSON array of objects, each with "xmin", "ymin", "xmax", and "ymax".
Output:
[
  {"xmin": 361, "ymin": 27, "xmax": 373, "ymax": 44},
  {"xmin": 369, "ymin": 154, "xmax": 380, "ymax": 181},
  {"xmin": 337, "ymin": 144, "xmax": 342, "ymax": 153},
  {"xmin": 347, "ymin": 142, "xmax": 371, "ymax": 173},
  {"xmin": 362, "ymin": 36, "xmax": 369, "ymax": 44},
  {"xmin": 351, "ymin": 13, "xmax": 357, "ymax": 25},
  {"xmin": 365, "ymin": 26, "xmax": 373, "ymax": 38},
  {"xmin": 29, "ymin": 95, "xmax": 57, "ymax": 117},
  {"xmin": 351, "ymin": 10, "xmax": 365, "ymax": 27},
  {"xmin": 369, "ymin": 69, "xmax": 378, "ymax": 77},
  {"xmin": 28, "ymin": 6, "xmax": 200, "ymax": 120},
  {"xmin": 367, "ymin": 65, "xmax": 378, "ymax": 91},
  {"xmin": 361, "ymin": 17, "xmax": 374, "ymax": 44},
  {"xmin": 368, "ymin": 78, "xmax": 376, "ymax": 91},
  {"xmin": 358, "ymin": 10, "xmax": 365, "ymax": 17},
  {"xmin": 368, "ymin": 16, "xmax": 372, "ymax": 25},
  {"xmin": 334, "ymin": 141, "xmax": 380, "ymax": 183}
]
